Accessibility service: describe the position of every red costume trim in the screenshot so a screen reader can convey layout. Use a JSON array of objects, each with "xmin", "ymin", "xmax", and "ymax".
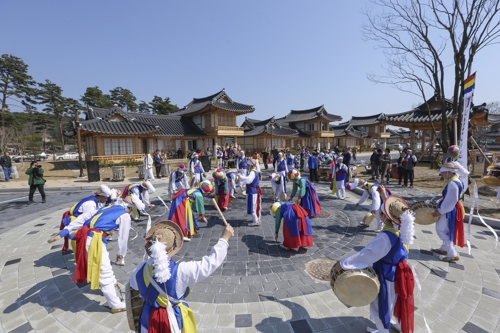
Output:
[
  {"xmin": 72, "ymin": 225, "xmax": 108, "ymax": 285},
  {"xmin": 454, "ymin": 201, "xmax": 465, "ymax": 248},
  {"xmin": 393, "ymin": 261, "xmax": 415, "ymax": 333},
  {"xmin": 60, "ymin": 211, "xmax": 70, "ymax": 253},
  {"xmin": 256, "ymin": 187, "xmax": 262, "ymax": 218},
  {"xmin": 148, "ymin": 307, "xmax": 171, "ymax": 333}
]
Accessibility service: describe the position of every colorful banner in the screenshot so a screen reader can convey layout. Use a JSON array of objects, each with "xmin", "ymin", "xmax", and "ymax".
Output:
[{"xmin": 457, "ymin": 73, "xmax": 476, "ymax": 190}]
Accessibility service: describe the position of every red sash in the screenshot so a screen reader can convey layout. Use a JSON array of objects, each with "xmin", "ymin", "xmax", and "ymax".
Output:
[
  {"xmin": 393, "ymin": 261, "xmax": 414, "ymax": 333},
  {"xmin": 148, "ymin": 308, "xmax": 171, "ymax": 333},
  {"xmin": 454, "ymin": 201, "xmax": 465, "ymax": 247}
]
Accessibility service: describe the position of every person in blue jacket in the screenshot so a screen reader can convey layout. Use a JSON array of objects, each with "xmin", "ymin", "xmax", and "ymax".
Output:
[{"xmin": 308, "ymin": 152, "xmax": 319, "ymax": 182}]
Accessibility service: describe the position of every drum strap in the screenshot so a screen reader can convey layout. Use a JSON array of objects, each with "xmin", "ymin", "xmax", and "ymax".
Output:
[{"xmin": 145, "ymin": 267, "xmax": 182, "ymax": 333}]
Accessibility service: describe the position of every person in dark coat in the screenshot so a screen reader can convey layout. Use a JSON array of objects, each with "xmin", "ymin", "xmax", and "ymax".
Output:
[
  {"xmin": 0, "ymin": 152, "xmax": 13, "ymax": 182},
  {"xmin": 308, "ymin": 152, "xmax": 319, "ymax": 182},
  {"xmin": 343, "ymin": 148, "xmax": 351, "ymax": 167},
  {"xmin": 153, "ymin": 150, "xmax": 163, "ymax": 178},
  {"xmin": 25, "ymin": 161, "xmax": 46, "ymax": 204}
]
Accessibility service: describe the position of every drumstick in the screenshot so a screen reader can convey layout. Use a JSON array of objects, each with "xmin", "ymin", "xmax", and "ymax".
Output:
[{"xmin": 212, "ymin": 198, "xmax": 229, "ymax": 226}]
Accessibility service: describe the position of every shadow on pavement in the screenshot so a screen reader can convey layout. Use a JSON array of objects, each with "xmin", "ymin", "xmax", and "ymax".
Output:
[{"xmin": 255, "ymin": 295, "xmax": 376, "ymax": 332}]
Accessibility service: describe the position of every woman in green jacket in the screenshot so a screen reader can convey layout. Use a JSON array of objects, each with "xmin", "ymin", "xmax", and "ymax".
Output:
[{"xmin": 25, "ymin": 161, "xmax": 46, "ymax": 204}]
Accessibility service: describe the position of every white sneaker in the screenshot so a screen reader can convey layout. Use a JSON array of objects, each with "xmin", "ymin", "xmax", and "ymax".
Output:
[
  {"xmin": 375, "ymin": 229, "xmax": 382, "ymax": 233},
  {"xmin": 390, "ymin": 320, "xmax": 401, "ymax": 333},
  {"xmin": 183, "ymin": 237, "xmax": 191, "ymax": 242},
  {"xmin": 230, "ymin": 195, "xmax": 236, "ymax": 199},
  {"xmin": 366, "ymin": 327, "xmax": 378, "ymax": 333},
  {"xmin": 341, "ymin": 197, "xmax": 346, "ymax": 200},
  {"xmin": 249, "ymin": 221, "xmax": 260, "ymax": 227},
  {"xmin": 116, "ymin": 258, "xmax": 125, "ymax": 266},
  {"xmin": 279, "ymin": 244, "xmax": 290, "ymax": 250}
]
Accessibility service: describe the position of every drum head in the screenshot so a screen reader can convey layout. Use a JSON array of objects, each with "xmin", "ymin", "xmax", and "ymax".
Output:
[
  {"xmin": 411, "ymin": 202, "xmax": 439, "ymax": 225},
  {"xmin": 482, "ymin": 176, "xmax": 500, "ymax": 187},
  {"xmin": 363, "ymin": 213, "xmax": 374, "ymax": 224},
  {"xmin": 332, "ymin": 268, "xmax": 380, "ymax": 307}
]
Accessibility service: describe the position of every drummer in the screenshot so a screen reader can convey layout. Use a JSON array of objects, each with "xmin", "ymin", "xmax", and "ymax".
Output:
[
  {"xmin": 339, "ymin": 195, "xmax": 415, "ymax": 333},
  {"xmin": 431, "ymin": 162, "xmax": 465, "ymax": 262},
  {"xmin": 351, "ymin": 179, "xmax": 391, "ymax": 232}
]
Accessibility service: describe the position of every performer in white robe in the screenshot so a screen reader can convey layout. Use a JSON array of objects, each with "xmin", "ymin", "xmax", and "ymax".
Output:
[
  {"xmin": 143, "ymin": 152, "xmax": 155, "ymax": 181},
  {"xmin": 270, "ymin": 173, "xmax": 285, "ymax": 201},
  {"xmin": 129, "ymin": 222, "xmax": 234, "ymax": 333},
  {"xmin": 340, "ymin": 193, "xmax": 415, "ymax": 333},
  {"xmin": 354, "ymin": 179, "xmax": 389, "ymax": 232},
  {"xmin": 169, "ymin": 164, "xmax": 189, "ymax": 200},
  {"xmin": 238, "ymin": 166, "xmax": 262, "ymax": 226}
]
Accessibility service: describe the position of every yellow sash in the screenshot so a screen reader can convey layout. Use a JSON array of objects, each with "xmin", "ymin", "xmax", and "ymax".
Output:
[
  {"xmin": 144, "ymin": 265, "xmax": 197, "ymax": 332},
  {"xmin": 87, "ymin": 213, "xmax": 104, "ymax": 290}
]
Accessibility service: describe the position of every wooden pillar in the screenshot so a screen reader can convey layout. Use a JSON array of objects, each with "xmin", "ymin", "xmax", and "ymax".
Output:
[
  {"xmin": 430, "ymin": 130, "xmax": 435, "ymax": 154},
  {"xmin": 410, "ymin": 127, "xmax": 415, "ymax": 150},
  {"xmin": 421, "ymin": 129, "xmax": 426, "ymax": 153}
]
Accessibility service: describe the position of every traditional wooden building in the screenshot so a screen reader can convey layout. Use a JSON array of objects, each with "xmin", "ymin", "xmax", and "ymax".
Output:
[
  {"xmin": 239, "ymin": 117, "xmax": 302, "ymax": 151},
  {"xmin": 170, "ymin": 89, "xmax": 254, "ymax": 150},
  {"xmin": 330, "ymin": 123, "xmax": 368, "ymax": 148},
  {"xmin": 239, "ymin": 106, "xmax": 342, "ymax": 151},
  {"xmin": 75, "ymin": 89, "xmax": 255, "ymax": 161},
  {"xmin": 280, "ymin": 106, "xmax": 342, "ymax": 149},
  {"xmin": 331, "ymin": 113, "xmax": 387, "ymax": 148}
]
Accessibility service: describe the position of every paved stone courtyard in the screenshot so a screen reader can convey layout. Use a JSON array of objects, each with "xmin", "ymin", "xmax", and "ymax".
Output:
[{"xmin": 1, "ymin": 170, "xmax": 500, "ymax": 332}]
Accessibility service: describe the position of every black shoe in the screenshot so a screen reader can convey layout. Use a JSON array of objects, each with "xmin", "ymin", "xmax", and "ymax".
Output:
[
  {"xmin": 42, "ymin": 199, "xmax": 46, "ymax": 203},
  {"xmin": 28, "ymin": 201, "xmax": 33, "ymax": 205}
]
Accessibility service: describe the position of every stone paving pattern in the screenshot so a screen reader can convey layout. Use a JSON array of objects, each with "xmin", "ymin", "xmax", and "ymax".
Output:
[{"xmin": 1, "ymin": 170, "xmax": 500, "ymax": 332}]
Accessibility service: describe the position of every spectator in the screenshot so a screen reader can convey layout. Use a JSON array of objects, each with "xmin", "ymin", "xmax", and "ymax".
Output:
[
  {"xmin": 397, "ymin": 151, "xmax": 405, "ymax": 185},
  {"xmin": 143, "ymin": 152, "xmax": 155, "ymax": 181},
  {"xmin": 25, "ymin": 161, "xmax": 46, "ymax": 204},
  {"xmin": 381, "ymin": 148, "xmax": 392, "ymax": 184},
  {"xmin": 402, "ymin": 148, "xmax": 417, "ymax": 187},
  {"xmin": 153, "ymin": 149, "xmax": 163, "ymax": 178},
  {"xmin": 343, "ymin": 148, "xmax": 351, "ymax": 167},
  {"xmin": 176, "ymin": 148, "xmax": 183, "ymax": 158},
  {"xmin": 372, "ymin": 148, "xmax": 383, "ymax": 181},
  {"xmin": 272, "ymin": 145, "xmax": 279, "ymax": 168},
  {"xmin": 369, "ymin": 148, "xmax": 377, "ymax": 180},
  {"xmin": 308, "ymin": 152, "xmax": 319, "ymax": 182},
  {"xmin": 262, "ymin": 147, "xmax": 269, "ymax": 170},
  {"xmin": 0, "ymin": 152, "xmax": 12, "ymax": 182},
  {"xmin": 352, "ymin": 147, "xmax": 357, "ymax": 162},
  {"xmin": 403, "ymin": 142, "xmax": 411, "ymax": 153}
]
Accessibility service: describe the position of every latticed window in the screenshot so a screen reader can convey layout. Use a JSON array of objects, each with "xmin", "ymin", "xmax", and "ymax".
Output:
[
  {"xmin": 119, "ymin": 139, "xmax": 127, "ymax": 154},
  {"xmin": 126, "ymin": 139, "xmax": 133, "ymax": 154},
  {"xmin": 111, "ymin": 139, "xmax": 119, "ymax": 155},
  {"xmin": 104, "ymin": 139, "xmax": 111, "ymax": 155},
  {"xmin": 217, "ymin": 114, "xmax": 235, "ymax": 126}
]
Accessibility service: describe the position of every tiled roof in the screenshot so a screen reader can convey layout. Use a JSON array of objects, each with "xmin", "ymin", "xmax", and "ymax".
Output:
[
  {"xmin": 131, "ymin": 114, "xmax": 207, "ymax": 137},
  {"xmin": 485, "ymin": 130, "xmax": 500, "ymax": 137},
  {"xmin": 82, "ymin": 106, "xmax": 206, "ymax": 137},
  {"xmin": 242, "ymin": 117, "xmax": 300, "ymax": 137},
  {"xmin": 283, "ymin": 105, "xmax": 342, "ymax": 123},
  {"xmin": 330, "ymin": 123, "xmax": 368, "ymax": 138},
  {"xmin": 171, "ymin": 89, "xmax": 254, "ymax": 116},
  {"xmin": 348, "ymin": 113, "xmax": 385, "ymax": 126},
  {"xmin": 383, "ymin": 108, "xmax": 453, "ymax": 124},
  {"xmin": 80, "ymin": 106, "xmax": 160, "ymax": 135}
]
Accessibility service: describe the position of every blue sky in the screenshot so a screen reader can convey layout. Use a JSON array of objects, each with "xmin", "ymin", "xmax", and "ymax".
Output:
[{"xmin": 2, "ymin": 0, "xmax": 499, "ymax": 125}]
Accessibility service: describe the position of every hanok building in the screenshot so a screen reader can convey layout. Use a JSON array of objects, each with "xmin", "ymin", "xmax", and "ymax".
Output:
[
  {"xmin": 382, "ymin": 97, "xmax": 500, "ymax": 153},
  {"xmin": 239, "ymin": 105, "xmax": 342, "ymax": 151},
  {"xmin": 239, "ymin": 117, "xmax": 302, "ymax": 151},
  {"xmin": 331, "ymin": 113, "xmax": 387, "ymax": 149},
  {"xmin": 170, "ymin": 89, "xmax": 254, "ymax": 151},
  {"xmin": 74, "ymin": 89, "xmax": 255, "ymax": 161}
]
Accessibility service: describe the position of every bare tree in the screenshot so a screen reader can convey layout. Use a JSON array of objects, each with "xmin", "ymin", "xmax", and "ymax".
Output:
[
  {"xmin": 364, "ymin": 0, "xmax": 500, "ymax": 152},
  {"xmin": 0, "ymin": 126, "xmax": 15, "ymax": 152}
]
